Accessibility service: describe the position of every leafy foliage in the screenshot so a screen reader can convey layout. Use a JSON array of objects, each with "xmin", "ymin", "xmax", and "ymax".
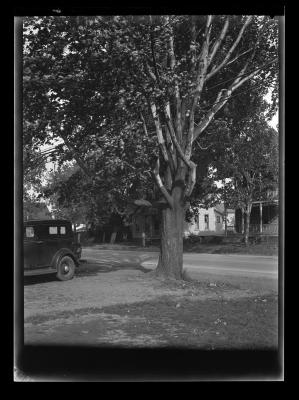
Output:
[
  {"xmin": 23, "ymin": 15, "xmax": 279, "ymax": 274},
  {"xmin": 213, "ymin": 110, "xmax": 279, "ymax": 210}
]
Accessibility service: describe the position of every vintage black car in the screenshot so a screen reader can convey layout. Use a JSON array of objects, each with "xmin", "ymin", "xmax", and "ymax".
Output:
[{"xmin": 24, "ymin": 219, "xmax": 82, "ymax": 281}]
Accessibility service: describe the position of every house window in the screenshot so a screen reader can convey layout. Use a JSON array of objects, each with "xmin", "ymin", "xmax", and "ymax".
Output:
[
  {"xmin": 216, "ymin": 216, "xmax": 220, "ymax": 223},
  {"xmin": 25, "ymin": 226, "xmax": 34, "ymax": 238},
  {"xmin": 60, "ymin": 226, "xmax": 66, "ymax": 235},
  {"xmin": 49, "ymin": 226, "xmax": 58, "ymax": 235},
  {"xmin": 204, "ymin": 214, "xmax": 209, "ymax": 230},
  {"xmin": 194, "ymin": 214, "xmax": 199, "ymax": 230}
]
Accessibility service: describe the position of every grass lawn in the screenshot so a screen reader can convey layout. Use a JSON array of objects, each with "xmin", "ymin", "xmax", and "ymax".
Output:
[
  {"xmin": 89, "ymin": 294, "xmax": 278, "ymax": 349},
  {"xmin": 184, "ymin": 242, "xmax": 278, "ymax": 256}
]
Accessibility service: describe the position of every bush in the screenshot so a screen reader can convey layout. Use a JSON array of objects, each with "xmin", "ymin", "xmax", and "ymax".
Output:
[{"xmin": 184, "ymin": 234, "xmax": 203, "ymax": 245}]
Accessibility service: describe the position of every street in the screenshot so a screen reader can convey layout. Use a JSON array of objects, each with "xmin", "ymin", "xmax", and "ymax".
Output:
[
  {"xmin": 82, "ymin": 247, "xmax": 278, "ymax": 273},
  {"xmin": 82, "ymin": 246, "xmax": 278, "ymax": 285}
]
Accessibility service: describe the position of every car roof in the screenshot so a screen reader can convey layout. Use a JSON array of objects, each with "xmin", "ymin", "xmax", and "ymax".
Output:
[{"xmin": 24, "ymin": 219, "xmax": 72, "ymax": 225}]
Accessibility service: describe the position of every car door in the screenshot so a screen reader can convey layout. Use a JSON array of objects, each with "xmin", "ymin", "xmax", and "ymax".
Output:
[
  {"xmin": 23, "ymin": 225, "xmax": 45, "ymax": 270},
  {"xmin": 37, "ymin": 224, "xmax": 64, "ymax": 266},
  {"xmin": 38, "ymin": 223, "xmax": 74, "ymax": 266}
]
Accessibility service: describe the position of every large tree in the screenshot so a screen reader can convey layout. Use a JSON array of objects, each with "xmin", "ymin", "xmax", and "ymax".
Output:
[
  {"xmin": 23, "ymin": 15, "xmax": 278, "ymax": 278},
  {"xmin": 213, "ymin": 110, "xmax": 279, "ymax": 244}
]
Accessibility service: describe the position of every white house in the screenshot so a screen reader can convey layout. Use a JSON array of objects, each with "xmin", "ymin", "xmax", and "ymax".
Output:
[
  {"xmin": 130, "ymin": 203, "xmax": 235, "ymax": 240},
  {"xmin": 184, "ymin": 205, "xmax": 225, "ymax": 237}
]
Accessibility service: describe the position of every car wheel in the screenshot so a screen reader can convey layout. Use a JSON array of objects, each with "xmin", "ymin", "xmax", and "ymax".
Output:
[{"xmin": 56, "ymin": 255, "xmax": 76, "ymax": 281}]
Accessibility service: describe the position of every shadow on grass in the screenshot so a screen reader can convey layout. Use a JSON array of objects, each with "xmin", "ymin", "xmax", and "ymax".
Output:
[
  {"xmin": 24, "ymin": 274, "xmax": 58, "ymax": 285},
  {"xmin": 24, "ymin": 261, "xmax": 153, "ymax": 285},
  {"xmin": 76, "ymin": 261, "xmax": 152, "ymax": 277}
]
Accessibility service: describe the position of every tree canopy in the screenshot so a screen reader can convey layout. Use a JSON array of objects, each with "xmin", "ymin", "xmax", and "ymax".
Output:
[{"xmin": 23, "ymin": 15, "xmax": 279, "ymax": 277}]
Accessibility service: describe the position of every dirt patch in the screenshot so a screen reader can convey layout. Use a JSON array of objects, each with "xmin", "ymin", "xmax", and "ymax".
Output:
[
  {"xmin": 98, "ymin": 294, "xmax": 278, "ymax": 349},
  {"xmin": 25, "ymin": 293, "xmax": 278, "ymax": 349},
  {"xmin": 24, "ymin": 257, "xmax": 279, "ymax": 349},
  {"xmin": 24, "ymin": 267, "xmax": 265, "ymax": 320}
]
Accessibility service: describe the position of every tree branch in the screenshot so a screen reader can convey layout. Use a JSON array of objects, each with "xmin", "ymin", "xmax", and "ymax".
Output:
[
  {"xmin": 150, "ymin": 25, "xmax": 162, "ymax": 86},
  {"xmin": 206, "ymin": 16, "xmax": 252, "ymax": 81},
  {"xmin": 167, "ymin": 20, "xmax": 182, "ymax": 141},
  {"xmin": 184, "ymin": 161, "xmax": 197, "ymax": 197},
  {"xmin": 163, "ymin": 106, "xmax": 191, "ymax": 169},
  {"xmin": 153, "ymin": 157, "xmax": 174, "ymax": 209},
  {"xmin": 150, "ymin": 103, "xmax": 170, "ymax": 164},
  {"xmin": 186, "ymin": 15, "xmax": 213, "ymax": 158},
  {"xmin": 225, "ymin": 47, "xmax": 254, "ymax": 68},
  {"xmin": 208, "ymin": 17, "xmax": 230, "ymax": 65},
  {"xmin": 193, "ymin": 58, "xmax": 277, "ymax": 140},
  {"xmin": 165, "ymin": 123, "xmax": 178, "ymax": 171},
  {"xmin": 59, "ymin": 130, "xmax": 94, "ymax": 179},
  {"xmin": 193, "ymin": 89, "xmax": 230, "ymax": 140},
  {"xmin": 140, "ymin": 112, "xmax": 148, "ymax": 136}
]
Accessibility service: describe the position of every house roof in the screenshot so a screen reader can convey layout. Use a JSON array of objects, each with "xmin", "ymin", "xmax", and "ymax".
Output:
[
  {"xmin": 214, "ymin": 203, "xmax": 225, "ymax": 214},
  {"xmin": 24, "ymin": 219, "xmax": 71, "ymax": 225}
]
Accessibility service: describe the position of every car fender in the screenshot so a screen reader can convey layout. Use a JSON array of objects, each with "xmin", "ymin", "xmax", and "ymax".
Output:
[{"xmin": 51, "ymin": 248, "xmax": 79, "ymax": 270}]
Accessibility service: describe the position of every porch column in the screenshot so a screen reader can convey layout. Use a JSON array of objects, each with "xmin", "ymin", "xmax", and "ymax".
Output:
[{"xmin": 259, "ymin": 202, "xmax": 263, "ymax": 234}]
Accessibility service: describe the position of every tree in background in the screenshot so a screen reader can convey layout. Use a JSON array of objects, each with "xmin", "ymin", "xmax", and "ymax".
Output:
[
  {"xmin": 23, "ymin": 15, "xmax": 278, "ymax": 278},
  {"xmin": 42, "ymin": 162, "xmax": 134, "ymax": 240},
  {"xmin": 214, "ymin": 110, "xmax": 278, "ymax": 244},
  {"xmin": 23, "ymin": 143, "xmax": 50, "ymax": 219}
]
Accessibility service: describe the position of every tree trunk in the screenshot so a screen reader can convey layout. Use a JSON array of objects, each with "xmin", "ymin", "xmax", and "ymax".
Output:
[
  {"xmin": 243, "ymin": 204, "xmax": 252, "ymax": 246},
  {"xmin": 155, "ymin": 186, "xmax": 184, "ymax": 279},
  {"xmin": 141, "ymin": 231, "xmax": 146, "ymax": 247},
  {"xmin": 224, "ymin": 205, "xmax": 227, "ymax": 237},
  {"xmin": 241, "ymin": 208, "xmax": 244, "ymax": 234},
  {"xmin": 110, "ymin": 231, "xmax": 117, "ymax": 244}
]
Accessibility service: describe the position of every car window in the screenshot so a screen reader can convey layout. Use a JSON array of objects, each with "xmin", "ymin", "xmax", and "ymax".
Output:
[
  {"xmin": 60, "ymin": 226, "xmax": 66, "ymax": 235},
  {"xmin": 49, "ymin": 226, "xmax": 58, "ymax": 235},
  {"xmin": 25, "ymin": 226, "xmax": 34, "ymax": 238}
]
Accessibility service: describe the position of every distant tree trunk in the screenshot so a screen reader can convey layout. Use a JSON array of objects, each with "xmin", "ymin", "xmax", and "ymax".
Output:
[
  {"xmin": 141, "ymin": 231, "xmax": 146, "ymax": 247},
  {"xmin": 102, "ymin": 231, "xmax": 106, "ymax": 243},
  {"xmin": 110, "ymin": 231, "xmax": 117, "ymax": 244},
  {"xmin": 243, "ymin": 203, "xmax": 252, "ymax": 245},
  {"xmin": 224, "ymin": 205, "xmax": 227, "ymax": 236},
  {"xmin": 259, "ymin": 202, "xmax": 263, "ymax": 234},
  {"xmin": 155, "ymin": 186, "xmax": 184, "ymax": 279},
  {"xmin": 241, "ymin": 208, "xmax": 245, "ymax": 234}
]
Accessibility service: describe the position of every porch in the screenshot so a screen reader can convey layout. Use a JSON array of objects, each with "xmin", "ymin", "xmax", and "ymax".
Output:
[{"xmin": 235, "ymin": 199, "xmax": 279, "ymax": 236}]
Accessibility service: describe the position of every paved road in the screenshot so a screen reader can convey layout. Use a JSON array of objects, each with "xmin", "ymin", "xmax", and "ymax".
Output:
[
  {"xmin": 177, "ymin": 253, "xmax": 277, "ymax": 278},
  {"xmin": 82, "ymin": 247, "xmax": 278, "ymax": 278}
]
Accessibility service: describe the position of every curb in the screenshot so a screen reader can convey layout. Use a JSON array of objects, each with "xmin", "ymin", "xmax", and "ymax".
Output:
[{"xmin": 141, "ymin": 261, "xmax": 157, "ymax": 270}]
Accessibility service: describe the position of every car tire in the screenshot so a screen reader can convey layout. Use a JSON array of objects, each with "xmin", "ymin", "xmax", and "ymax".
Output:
[{"xmin": 56, "ymin": 255, "xmax": 76, "ymax": 281}]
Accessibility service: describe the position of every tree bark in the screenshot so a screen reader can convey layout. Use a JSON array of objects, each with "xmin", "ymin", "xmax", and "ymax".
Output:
[
  {"xmin": 224, "ymin": 205, "xmax": 227, "ymax": 236},
  {"xmin": 110, "ymin": 231, "xmax": 117, "ymax": 244},
  {"xmin": 243, "ymin": 204, "xmax": 252, "ymax": 246},
  {"xmin": 241, "ymin": 208, "xmax": 244, "ymax": 234},
  {"xmin": 155, "ymin": 186, "xmax": 184, "ymax": 279}
]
